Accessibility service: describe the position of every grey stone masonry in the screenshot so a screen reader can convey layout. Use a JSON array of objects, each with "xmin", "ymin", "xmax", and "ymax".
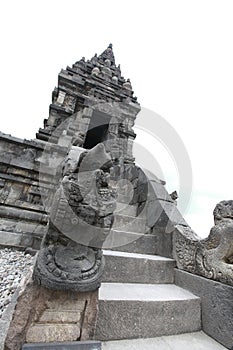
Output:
[
  {"xmin": 95, "ymin": 283, "xmax": 201, "ymax": 341},
  {"xmin": 0, "ymin": 132, "xmax": 48, "ymax": 249},
  {"xmin": 0, "ymin": 132, "xmax": 70, "ymax": 250},
  {"xmin": 175, "ymin": 269, "xmax": 233, "ymax": 350},
  {"xmin": 103, "ymin": 230, "xmax": 157, "ymax": 254},
  {"xmin": 102, "ymin": 250, "xmax": 175, "ymax": 284}
]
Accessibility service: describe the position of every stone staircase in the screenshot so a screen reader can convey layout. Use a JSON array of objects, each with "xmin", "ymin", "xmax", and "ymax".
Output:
[
  {"xmin": 103, "ymin": 202, "xmax": 155, "ymax": 254},
  {"xmin": 94, "ymin": 204, "xmax": 227, "ymax": 349},
  {"xmin": 0, "ymin": 201, "xmax": 228, "ymax": 349},
  {"xmin": 95, "ymin": 250, "xmax": 201, "ymax": 341}
]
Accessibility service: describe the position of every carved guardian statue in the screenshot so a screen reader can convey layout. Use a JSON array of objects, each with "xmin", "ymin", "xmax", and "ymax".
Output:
[{"xmin": 33, "ymin": 143, "xmax": 116, "ymax": 292}]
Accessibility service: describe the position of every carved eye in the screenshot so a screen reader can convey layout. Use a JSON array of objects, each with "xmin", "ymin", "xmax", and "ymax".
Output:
[{"xmin": 74, "ymin": 255, "xmax": 85, "ymax": 261}]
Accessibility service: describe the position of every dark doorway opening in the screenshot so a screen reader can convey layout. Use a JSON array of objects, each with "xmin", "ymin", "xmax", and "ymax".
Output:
[
  {"xmin": 83, "ymin": 110, "xmax": 111, "ymax": 149},
  {"xmin": 83, "ymin": 124, "xmax": 109, "ymax": 149}
]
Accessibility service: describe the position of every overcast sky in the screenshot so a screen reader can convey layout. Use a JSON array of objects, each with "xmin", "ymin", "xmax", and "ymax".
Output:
[{"xmin": 1, "ymin": 0, "xmax": 233, "ymax": 237}]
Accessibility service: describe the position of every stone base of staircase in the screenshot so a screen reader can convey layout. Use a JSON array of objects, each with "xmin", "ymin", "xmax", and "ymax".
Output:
[
  {"xmin": 95, "ymin": 283, "xmax": 201, "ymax": 341},
  {"xmin": 96, "ymin": 250, "xmax": 201, "ymax": 342},
  {"xmin": 175, "ymin": 269, "xmax": 233, "ymax": 350},
  {"xmin": 102, "ymin": 331, "xmax": 228, "ymax": 350}
]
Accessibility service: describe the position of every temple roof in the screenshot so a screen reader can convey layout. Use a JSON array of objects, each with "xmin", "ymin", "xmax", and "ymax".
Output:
[
  {"xmin": 98, "ymin": 43, "xmax": 116, "ymax": 65},
  {"xmin": 36, "ymin": 44, "xmax": 139, "ymax": 143},
  {"xmin": 71, "ymin": 44, "xmax": 135, "ymax": 100}
]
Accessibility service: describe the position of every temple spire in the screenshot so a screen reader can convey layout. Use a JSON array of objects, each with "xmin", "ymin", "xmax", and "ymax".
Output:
[
  {"xmin": 98, "ymin": 43, "xmax": 115, "ymax": 65},
  {"xmin": 36, "ymin": 44, "xmax": 139, "ymax": 143}
]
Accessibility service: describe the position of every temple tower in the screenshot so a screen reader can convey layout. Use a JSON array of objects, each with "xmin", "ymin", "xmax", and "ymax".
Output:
[{"xmin": 36, "ymin": 44, "xmax": 140, "ymax": 164}]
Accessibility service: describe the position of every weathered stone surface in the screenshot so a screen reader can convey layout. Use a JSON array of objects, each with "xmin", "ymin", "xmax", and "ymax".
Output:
[
  {"xmin": 147, "ymin": 199, "xmax": 188, "ymax": 230},
  {"xmin": 175, "ymin": 269, "xmax": 233, "ymax": 350},
  {"xmin": 112, "ymin": 214, "xmax": 147, "ymax": 233},
  {"xmin": 0, "ymin": 231, "xmax": 21, "ymax": 246},
  {"xmin": 0, "ymin": 206, "xmax": 47, "ymax": 224},
  {"xmin": 103, "ymin": 230, "xmax": 157, "ymax": 254},
  {"xmin": 26, "ymin": 324, "xmax": 80, "ymax": 343},
  {"xmin": 38, "ymin": 310, "xmax": 81, "ymax": 323},
  {"xmin": 102, "ymin": 250, "xmax": 175, "ymax": 284},
  {"xmin": 22, "ymin": 341, "xmax": 101, "ymax": 350},
  {"xmin": 0, "ymin": 132, "xmax": 56, "ymax": 249},
  {"xmin": 152, "ymin": 228, "xmax": 173, "ymax": 258},
  {"xmin": 95, "ymin": 283, "xmax": 201, "ymax": 341},
  {"xmin": 148, "ymin": 180, "xmax": 173, "ymax": 202},
  {"xmin": 174, "ymin": 200, "xmax": 233, "ymax": 286},
  {"xmin": 4, "ymin": 273, "xmax": 98, "ymax": 350}
]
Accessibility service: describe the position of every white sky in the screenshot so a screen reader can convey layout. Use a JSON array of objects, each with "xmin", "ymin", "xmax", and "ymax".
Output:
[{"xmin": 1, "ymin": 0, "xmax": 233, "ymax": 237}]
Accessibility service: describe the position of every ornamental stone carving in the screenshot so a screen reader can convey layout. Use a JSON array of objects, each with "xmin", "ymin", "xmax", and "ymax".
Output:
[
  {"xmin": 33, "ymin": 143, "xmax": 116, "ymax": 292},
  {"xmin": 174, "ymin": 200, "xmax": 233, "ymax": 286}
]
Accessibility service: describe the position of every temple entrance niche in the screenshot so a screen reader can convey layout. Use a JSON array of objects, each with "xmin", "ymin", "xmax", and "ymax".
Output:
[{"xmin": 83, "ymin": 110, "xmax": 111, "ymax": 149}]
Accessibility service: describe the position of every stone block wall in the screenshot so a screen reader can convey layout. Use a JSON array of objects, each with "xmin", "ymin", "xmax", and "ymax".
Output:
[
  {"xmin": 175, "ymin": 269, "xmax": 233, "ymax": 349},
  {"xmin": 0, "ymin": 132, "xmax": 50, "ymax": 249}
]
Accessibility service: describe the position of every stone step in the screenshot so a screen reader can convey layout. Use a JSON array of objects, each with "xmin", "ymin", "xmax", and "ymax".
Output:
[
  {"xmin": 112, "ymin": 214, "xmax": 148, "ymax": 233},
  {"xmin": 95, "ymin": 283, "xmax": 201, "ymax": 341},
  {"xmin": 102, "ymin": 250, "xmax": 175, "ymax": 284},
  {"xmin": 26, "ymin": 323, "xmax": 81, "ymax": 343},
  {"xmin": 103, "ymin": 230, "xmax": 156, "ymax": 255},
  {"xmin": 102, "ymin": 331, "xmax": 227, "ymax": 350}
]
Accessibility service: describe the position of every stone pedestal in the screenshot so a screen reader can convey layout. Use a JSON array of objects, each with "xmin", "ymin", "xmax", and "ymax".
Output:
[{"xmin": 4, "ymin": 272, "xmax": 98, "ymax": 350}]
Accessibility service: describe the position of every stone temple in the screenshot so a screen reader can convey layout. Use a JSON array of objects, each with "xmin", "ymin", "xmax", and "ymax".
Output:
[{"xmin": 0, "ymin": 45, "xmax": 232, "ymax": 350}]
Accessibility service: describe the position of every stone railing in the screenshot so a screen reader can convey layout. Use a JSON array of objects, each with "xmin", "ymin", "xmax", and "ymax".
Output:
[{"xmin": 173, "ymin": 200, "xmax": 233, "ymax": 287}]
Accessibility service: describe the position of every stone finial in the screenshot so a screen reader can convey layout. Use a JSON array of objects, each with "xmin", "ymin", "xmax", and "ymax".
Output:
[
  {"xmin": 102, "ymin": 65, "xmax": 112, "ymax": 78},
  {"xmin": 112, "ymin": 76, "xmax": 118, "ymax": 84},
  {"xmin": 105, "ymin": 59, "xmax": 111, "ymax": 67},
  {"xmin": 170, "ymin": 191, "xmax": 178, "ymax": 201},
  {"xmin": 123, "ymin": 78, "xmax": 132, "ymax": 90},
  {"xmin": 91, "ymin": 66, "xmax": 100, "ymax": 76},
  {"xmin": 75, "ymin": 56, "xmax": 86, "ymax": 67},
  {"xmin": 98, "ymin": 44, "xmax": 115, "ymax": 65}
]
